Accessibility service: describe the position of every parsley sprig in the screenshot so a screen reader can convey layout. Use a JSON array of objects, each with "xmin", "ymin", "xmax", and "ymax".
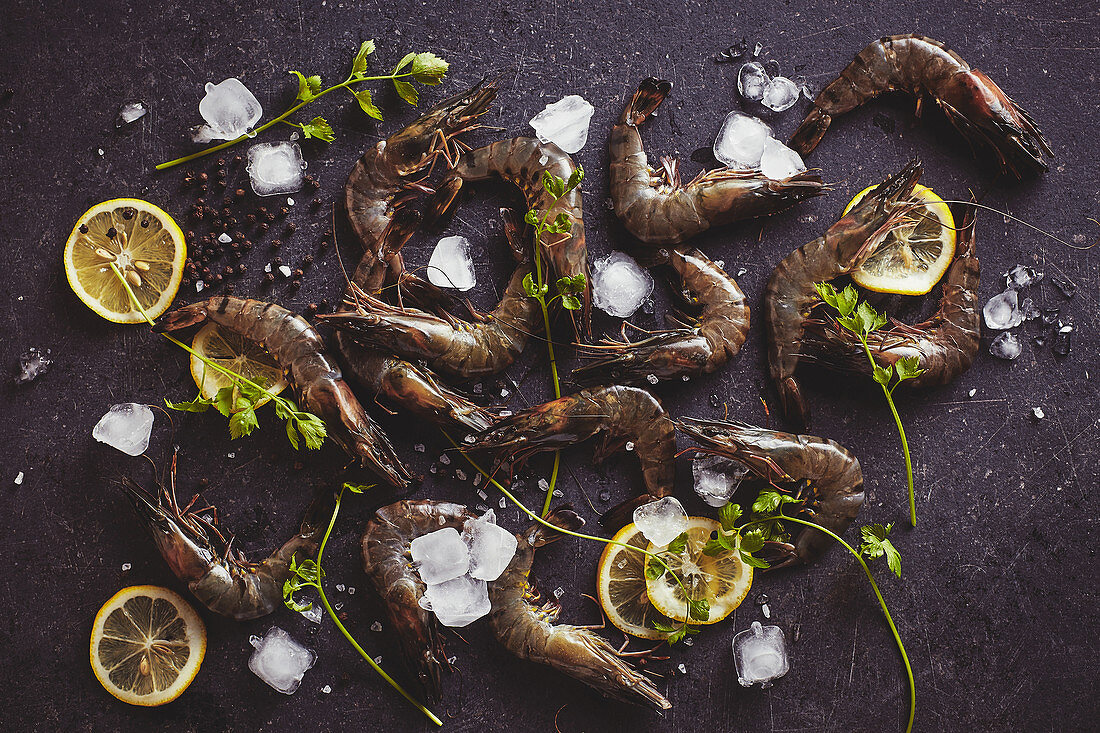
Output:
[
  {"xmin": 283, "ymin": 482, "xmax": 442, "ymax": 727},
  {"xmin": 814, "ymin": 282, "xmax": 924, "ymax": 527},
  {"xmin": 156, "ymin": 42, "xmax": 450, "ymax": 170}
]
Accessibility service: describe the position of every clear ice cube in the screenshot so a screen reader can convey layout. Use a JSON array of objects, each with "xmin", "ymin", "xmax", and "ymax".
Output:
[
  {"xmin": 1020, "ymin": 297, "xmax": 1040, "ymax": 321},
  {"xmin": 462, "ymin": 510, "xmax": 518, "ymax": 581},
  {"xmin": 733, "ymin": 621, "xmax": 789, "ymax": 688},
  {"xmin": 692, "ymin": 454, "xmax": 749, "ymax": 507},
  {"xmin": 246, "ymin": 142, "xmax": 307, "ymax": 196},
  {"xmin": 410, "ymin": 527, "xmax": 470, "ymax": 584},
  {"xmin": 591, "ymin": 251, "xmax": 654, "ymax": 318},
  {"xmin": 989, "ymin": 332, "xmax": 1022, "ymax": 360},
  {"xmin": 737, "ymin": 62, "xmax": 769, "ymax": 101},
  {"xmin": 713, "ymin": 111, "xmax": 772, "ymax": 168},
  {"xmin": 92, "ymin": 403, "xmax": 154, "ymax": 456},
  {"xmin": 759, "ymin": 137, "xmax": 807, "ymax": 180},
  {"xmin": 983, "ymin": 289, "xmax": 1024, "ymax": 330},
  {"xmin": 14, "ymin": 347, "xmax": 52, "ymax": 385},
  {"xmin": 193, "ymin": 78, "xmax": 262, "ymax": 142},
  {"xmin": 529, "ymin": 95, "xmax": 595, "ymax": 154},
  {"xmin": 115, "ymin": 101, "xmax": 148, "ymax": 127},
  {"xmin": 1005, "ymin": 264, "xmax": 1043, "ymax": 289},
  {"xmin": 422, "ymin": 574, "xmax": 491, "ymax": 627},
  {"xmin": 632, "ymin": 497, "xmax": 689, "ymax": 547},
  {"xmin": 427, "ymin": 236, "xmax": 476, "ymax": 291},
  {"xmin": 299, "ymin": 604, "xmax": 323, "ymax": 624},
  {"xmin": 248, "ymin": 626, "xmax": 317, "ymax": 694},
  {"xmin": 761, "ymin": 77, "xmax": 800, "ymax": 112}
]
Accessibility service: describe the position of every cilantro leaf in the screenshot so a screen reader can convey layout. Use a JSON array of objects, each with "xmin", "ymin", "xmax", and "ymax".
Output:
[
  {"xmin": 860, "ymin": 523, "xmax": 902, "ymax": 578},
  {"xmin": 213, "ymin": 386, "xmax": 238, "ymax": 418},
  {"xmin": 687, "ymin": 597, "xmax": 710, "ymax": 622},
  {"xmin": 567, "ymin": 166, "xmax": 585, "ymax": 191},
  {"xmin": 752, "ymin": 490, "xmax": 799, "ymax": 516},
  {"xmin": 560, "ymin": 294, "xmax": 582, "ymax": 311},
  {"xmin": 718, "ymin": 501, "xmax": 742, "ymax": 531},
  {"xmin": 873, "ymin": 364, "xmax": 894, "ymax": 386},
  {"xmin": 229, "ymin": 405, "xmax": 259, "ymax": 439},
  {"xmin": 299, "ymin": 115, "xmax": 336, "ymax": 142},
  {"xmin": 740, "ymin": 550, "xmax": 771, "ymax": 569},
  {"xmin": 666, "ymin": 532, "xmax": 689, "ymax": 555},
  {"xmin": 522, "ymin": 272, "xmax": 540, "ymax": 298},
  {"xmin": 343, "ymin": 482, "xmax": 374, "ymax": 494},
  {"xmin": 645, "ymin": 557, "xmax": 663, "ymax": 581},
  {"xmin": 289, "ymin": 71, "xmax": 322, "ymax": 102},
  {"xmin": 739, "ymin": 527, "xmax": 766, "ymax": 554},
  {"xmin": 392, "ymin": 52, "xmax": 417, "ymax": 74},
  {"xmin": 895, "ymin": 355, "xmax": 925, "ymax": 382}
]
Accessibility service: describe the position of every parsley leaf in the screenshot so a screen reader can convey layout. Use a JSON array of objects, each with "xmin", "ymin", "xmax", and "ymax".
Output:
[
  {"xmin": 666, "ymin": 532, "xmax": 689, "ymax": 555},
  {"xmin": 165, "ymin": 393, "xmax": 214, "ymax": 413},
  {"xmin": 860, "ymin": 523, "xmax": 902, "ymax": 578},
  {"xmin": 410, "ymin": 52, "xmax": 448, "ymax": 84},
  {"xmin": 289, "ymin": 70, "xmax": 323, "ymax": 102},
  {"xmin": 350, "ymin": 88, "xmax": 383, "ymax": 120},
  {"xmin": 718, "ymin": 501, "xmax": 742, "ymax": 530},
  {"xmin": 351, "ymin": 39, "xmax": 376, "ymax": 75},
  {"xmin": 299, "ymin": 115, "xmax": 336, "ymax": 142},
  {"xmin": 393, "ymin": 78, "xmax": 418, "ymax": 106}
]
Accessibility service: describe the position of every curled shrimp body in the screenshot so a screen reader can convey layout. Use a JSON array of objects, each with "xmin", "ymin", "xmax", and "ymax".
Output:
[
  {"xmin": 574, "ymin": 247, "xmax": 749, "ymax": 384},
  {"xmin": 489, "ymin": 508, "xmax": 672, "ymax": 710},
  {"xmin": 765, "ymin": 160, "xmax": 922, "ymax": 429},
  {"xmin": 120, "ymin": 475, "xmax": 325, "ymax": 621},
  {"xmin": 611, "ymin": 78, "xmax": 826, "ymax": 246},
  {"xmin": 678, "ymin": 418, "xmax": 864, "ymax": 567},
  {"xmin": 429, "ymin": 137, "xmax": 590, "ymax": 338},
  {"xmin": 790, "ymin": 35, "xmax": 1051, "ymax": 177},
  {"xmin": 802, "ymin": 203, "xmax": 980, "ymax": 387},
  {"xmin": 361, "ymin": 499, "xmax": 477, "ymax": 703},
  {"xmin": 155, "ymin": 297, "xmax": 412, "ymax": 488}
]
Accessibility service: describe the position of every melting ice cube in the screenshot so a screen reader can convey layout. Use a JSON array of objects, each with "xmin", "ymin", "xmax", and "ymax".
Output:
[
  {"xmin": 713, "ymin": 111, "xmax": 772, "ymax": 169},
  {"xmin": 983, "ymin": 289, "xmax": 1024, "ymax": 330},
  {"xmin": 410, "ymin": 527, "xmax": 470, "ymax": 584},
  {"xmin": 759, "ymin": 137, "xmax": 807, "ymax": 180},
  {"xmin": 529, "ymin": 95, "xmax": 595, "ymax": 154},
  {"xmin": 115, "ymin": 101, "xmax": 148, "ymax": 127},
  {"xmin": 737, "ymin": 62, "xmax": 769, "ymax": 101},
  {"xmin": 191, "ymin": 78, "xmax": 262, "ymax": 143},
  {"xmin": 692, "ymin": 454, "xmax": 749, "ymax": 508},
  {"xmin": 633, "ymin": 497, "xmax": 689, "ymax": 547},
  {"xmin": 14, "ymin": 347, "xmax": 52, "ymax": 385},
  {"xmin": 92, "ymin": 403, "xmax": 154, "ymax": 456},
  {"xmin": 422, "ymin": 575, "xmax": 491, "ymax": 627},
  {"xmin": 1005, "ymin": 264, "xmax": 1043, "ymax": 290},
  {"xmin": 246, "ymin": 142, "xmax": 307, "ymax": 197},
  {"xmin": 300, "ymin": 603, "xmax": 323, "ymax": 624},
  {"xmin": 248, "ymin": 626, "xmax": 317, "ymax": 694},
  {"xmin": 427, "ymin": 236, "xmax": 476, "ymax": 291},
  {"xmin": 761, "ymin": 77, "xmax": 800, "ymax": 112},
  {"xmin": 462, "ymin": 510, "xmax": 518, "ymax": 581},
  {"xmin": 591, "ymin": 251, "xmax": 654, "ymax": 318},
  {"xmin": 733, "ymin": 621, "xmax": 789, "ymax": 688},
  {"xmin": 989, "ymin": 332, "xmax": 1022, "ymax": 360}
]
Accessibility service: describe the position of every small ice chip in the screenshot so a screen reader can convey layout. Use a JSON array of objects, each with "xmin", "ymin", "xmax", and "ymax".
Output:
[
  {"xmin": 414, "ymin": 444, "xmax": 425, "ymax": 452},
  {"xmin": 1020, "ymin": 297, "xmax": 1040, "ymax": 321},
  {"xmin": 248, "ymin": 626, "xmax": 317, "ymax": 694},
  {"xmin": 93, "ymin": 403, "xmax": 155, "ymax": 456},
  {"xmin": 761, "ymin": 76, "xmax": 800, "ymax": 112},
  {"xmin": 300, "ymin": 604, "xmax": 323, "ymax": 624},
  {"xmin": 14, "ymin": 347, "xmax": 52, "ymax": 385},
  {"xmin": 455, "ymin": 469, "xmax": 467, "ymax": 481},
  {"xmin": 121, "ymin": 562, "xmax": 131, "ymax": 571},
  {"xmin": 553, "ymin": 587, "xmax": 565, "ymax": 599},
  {"xmin": 733, "ymin": 621, "xmax": 789, "ymax": 688},
  {"xmin": 279, "ymin": 265, "xmax": 292, "ymax": 278},
  {"xmin": 264, "ymin": 263, "xmax": 272, "ymax": 273},
  {"xmin": 968, "ymin": 388, "xmax": 977, "ymax": 398},
  {"xmin": 692, "ymin": 454, "xmax": 749, "ymax": 507},
  {"xmin": 1032, "ymin": 406, "xmax": 1045, "ymax": 420},
  {"xmin": 625, "ymin": 441, "xmax": 635, "ymax": 451},
  {"xmin": 116, "ymin": 100, "xmax": 148, "ymax": 127},
  {"xmin": 646, "ymin": 374, "xmax": 659, "ymax": 385},
  {"xmin": 427, "ymin": 236, "xmax": 476, "ymax": 291},
  {"xmin": 410, "ymin": 527, "xmax": 470, "ymax": 584},
  {"xmin": 498, "ymin": 497, "xmax": 506, "ymax": 509},
  {"xmin": 632, "ymin": 497, "xmax": 689, "ymax": 547},
  {"xmin": 321, "ymin": 684, "xmax": 332, "ymax": 694},
  {"xmin": 227, "ymin": 452, "xmax": 235, "ymax": 459},
  {"xmin": 714, "ymin": 111, "xmax": 772, "ymax": 168},
  {"xmin": 439, "ymin": 453, "xmax": 452, "ymax": 465},
  {"xmin": 476, "ymin": 489, "xmax": 488, "ymax": 501},
  {"xmin": 983, "ymin": 289, "xmax": 1024, "ymax": 330},
  {"xmin": 195, "ymin": 280, "xmax": 205, "ymax": 292},
  {"xmin": 761, "ymin": 603, "xmax": 771, "ymax": 618},
  {"xmin": 599, "ymin": 490, "xmax": 611, "ymax": 502},
  {"xmin": 737, "ymin": 62, "xmax": 769, "ymax": 101},
  {"xmin": 14, "ymin": 472, "xmax": 24, "ymax": 485},
  {"xmin": 422, "ymin": 575, "xmax": 491, "ymax": 627},
  {"xmin": 1005, "ymin": 264, "xmax": 1043, "ymax": 289},
  {"xmin": 1050, "ymin": 275, "xmax": 1077, "ymax": 299},
  {"xmin": 347, "ymin": 587, "xmax": 355, "ymax": 595},
  {"xmin": 753, "ymin": 42, "xmax": 763, "ymax": 57},
  {"xmin": 335, "ymin": 584, "xmax": 346, "ymax": 592},
  {"xmin": 989, "ymin": 332, "xmax": 1022, "ymax": 360},
  {"xmin": 97, "ymin": 148, "xmax": 104, "ymax": 156},
  {"xmin": 370, "ymin": 621, "xmax": 383, "ymax": 632},
  {"xmin": 678, "ymin": 663, "xmax": 687, "ymax": 674},
  {"xmin": 286, "ymin": 197, "xmax": 295, "ymax": 206},
  {"xmin": 218, "ymin": 232, "xmax": 232, "ymax": 244},
  {"xmin": 759, "ymin": 137, "xmax": 807, "ymax": 180},
  {"xmin": 193, "ymin": 79, "xmax": 262, "ymax": 142},
  {"xmin": 529, "ymin": 95, "xmax": 595, "ymax": 154},
  {"xmin": 591, "ymin": 251, "xmax": 653, "ymax": 318},
  {"xmin": 684, "ymin": 636, "xmax": 694, "ymax": 646},
  {"xmin": 246, "ymin": 141, "xmax": 307, "ymax": 197},
  {"xmin": 537, "ymin": 478, "xmax": 550, "ymax": 491}
]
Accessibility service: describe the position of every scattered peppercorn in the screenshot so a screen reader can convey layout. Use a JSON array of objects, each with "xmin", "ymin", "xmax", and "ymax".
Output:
[
  {"xmin": 263, "ymin": 273, "xmax": 275, "ymax": 283},
  {"xmin": 271, "ymin": 239, "xmax": 282, "ymax": 248}
]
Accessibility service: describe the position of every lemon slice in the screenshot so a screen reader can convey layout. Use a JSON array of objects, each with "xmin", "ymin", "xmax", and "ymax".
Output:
[
  {"xmin": 190, "ymin": 322, "xmax": 288, "ymax": 403},
  {"xmin": 90, "ymin": 585, "xmax": 206, "ymax": 706},
  {"xmin": 842, "ymin": 183, "xmax": 955, "ymax": 296},
  {"xmin": 644, "ymin": 517, "xmax": 752, "ymax": 624},
  {"xmin": 597, "ymin": 523, "xmax": 679, "ymax": 640},
  {"xmin": 64, "ymin": 199, "xmax": 186, "ymax": 323}
]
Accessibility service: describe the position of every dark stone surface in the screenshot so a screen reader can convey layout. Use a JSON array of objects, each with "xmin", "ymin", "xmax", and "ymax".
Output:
[{"xmin": 1, "ymin": 1, "xmax": 1097, "ymax": 731}]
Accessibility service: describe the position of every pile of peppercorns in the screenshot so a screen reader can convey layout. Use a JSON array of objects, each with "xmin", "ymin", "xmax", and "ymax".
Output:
[{"xmin": 178, "ymin": 154, "xmax": 330, "ymax": 305}]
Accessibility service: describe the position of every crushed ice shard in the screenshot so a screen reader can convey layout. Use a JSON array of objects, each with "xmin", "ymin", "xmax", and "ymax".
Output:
[
  {"xmin": 989, "ymin": 332, "xmax": 1022, "ymax": 360},
  {"xmin": 93, "ymin": 403, "xmax": 154, "ymax": 456},
  {"xmin": 714, "ymin": 111, "xmax": 771, "ymax": 169},
  {"xmin": 737, "ymin": 62, "xmax": 769, "ymax": 102},
  {"xmin": 983, "ymin": 289, "xmax": 1023, "ymax": 330},
  {"xmin": 529, "ymin": 95, "xmax": 594, "ymax": 154}
]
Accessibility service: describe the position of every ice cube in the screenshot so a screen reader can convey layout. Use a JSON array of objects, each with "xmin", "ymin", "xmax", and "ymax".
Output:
[
  {"xmin": 427, "ymin": 236, "xmax": 476, "ymax": 291},
  {"xmin": 761, "ymin": 77, "xmax": 800, "ymax": 112},
  {"xmin": 692, "ymin": 454, "xmax": 749, "ymax": 507},
  {"xmin": 738, "ymin": 62, "xmax": 768, "ymax": 101},
  {"xmin": 410, "ymin": 527, "xmax": 470, "ymax": 584},
  {"xmin": 463, "ymin": 512, "xmax": 517, "ymax": 581},
  {"xmin": 279, "ymin": 265, "xmax": 292, "ymax": 278},
  {"xmin": 115, "ymin": 101, "xmax": 147, "ymax": 127},
  {"xmin": 248, "ymin": 627, "xmax": 316, "ymax": 694},
  {"xmin": 93, "ymin": 403, "xmax": 154, "ymax": 456},
  {"xmin": 246, "ymin": 141, "xmax": 307, "ymax": 197},
  {"xmin": 218, "ymin": 232, "xmax": 232, "ymax": 244},
  {"xmin": 529, "ymin": 95, "xmax": 595, "ymax": 154},
  {"xmin": 591, "ymin": 251, "xmax": 654, "ymax": 318},
  {"xmin": 632, "ymin": 497, "xmax": 689, "ymax": 547},
  {"xmin": 1020, "ymin": 297, "xmax": 1040, "ymax": 321},
  {"xmin": 733, "ymin": 621, "xmax": 789, "ymax": 688},
  {"xmin": 1032, "ymin": 406, "xmax": 1045, "ymax": 420},
  {"xmin": 300, "ymin": 604, "xmax": 323, "ymax": 624},
  {"xmin": 1053, "ymin": 319, "xmax": 1073, "ymax": 356},
  {"xmin": 1050, "ymin": 275, "xmax": 1077, "ymax": 299},
  {"xmin": 759, "ymin": 137, "xmax": 807, "ymax": 180},
  {"xmin": 989, "ymin": 332, "xmax": 1022, "ymax": 360},
  {"xmin": 192, "ymin": 78, "xmax": 262, "ymax": 143},
  {"xmin": 1005, "ymin": 264, "xmax": 1043, "ymax": 289},
  {"xmin": 983, "ymin": 289, "xmax": 1024, "ymax": 330},
  {"xmin": 14, "ymin": 347, "xmax": 52, "ymax": 385},
  {"xmin": 713, "ymin": 111, "xmax": 772, "ymax": 168},
  {"xmin": 422, "ymin": 575, "xmax": 491, "ymax": 627},
  {"xmin": 371, "ymin": 621, "xmax": 383, "ymax": 632},
  {"xmin": 14, "ymin": 472, "xmax": 24, "ymax": 486}
]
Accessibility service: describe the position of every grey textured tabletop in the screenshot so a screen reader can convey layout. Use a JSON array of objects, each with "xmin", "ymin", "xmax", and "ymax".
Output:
[{"xmin": 2, "ymin": 1, "xmax": 1097, "ymax": 731}]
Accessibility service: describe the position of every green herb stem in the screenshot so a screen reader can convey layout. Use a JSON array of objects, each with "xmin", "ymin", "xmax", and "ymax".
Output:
[
  {"xmin": 860, "ymin": 338, "xmax": 917, "ymax": 527},
  {"xmin": 532, "ymin": 200, "xmax": 565, "ymax": 518}
]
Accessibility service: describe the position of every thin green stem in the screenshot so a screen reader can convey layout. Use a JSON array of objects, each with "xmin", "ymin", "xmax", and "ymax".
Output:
[
  {"xmin": 531, "ymin": 198, "xmax": 565, "ymax": 517},
  {"xmin": 860, "ymin": 337, "xmax": 917, "ymax": 527}
]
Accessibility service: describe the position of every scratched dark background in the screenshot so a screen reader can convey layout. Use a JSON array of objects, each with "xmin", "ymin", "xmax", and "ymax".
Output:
[{"xmin": 1, "ymin": 0, "xmax": 1097, "ymax": 731}]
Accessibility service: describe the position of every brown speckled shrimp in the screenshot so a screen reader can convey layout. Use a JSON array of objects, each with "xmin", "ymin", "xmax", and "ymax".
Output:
[
  {"xmin": 428, "ymin": 137, "xmax": 590, "ymax": 338},
  {"xmin": 362, "ymin": 500, "xmax": 477, "ymax": 703},
  {"xmin": 154, "ymin": 297, "xmax": 412, "ymax": 487},
  {"xmin": 573, "ymin": 247, "xmax": 749, "ymax": 384},
  {"xmin": 678, "ymin": 418, "xmax": 864, "ymax": 567},
  {"xmin": 612, "ymin": 78, "xmax": 826, "ymax": 246},
  {"xmin": 790, "ymin": 35, "xmax": 1051, "ymax": 176},
  {"xmin": 801, "ymin": 202, "xmax": 981, "ymax": 388},
  {"xmin": 489, "ymin": 508, "xmax": 672, "ymax": 710},
  {"xmin": 765, "ymin": 160, "xmax": 922, "ymax": 429}
]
